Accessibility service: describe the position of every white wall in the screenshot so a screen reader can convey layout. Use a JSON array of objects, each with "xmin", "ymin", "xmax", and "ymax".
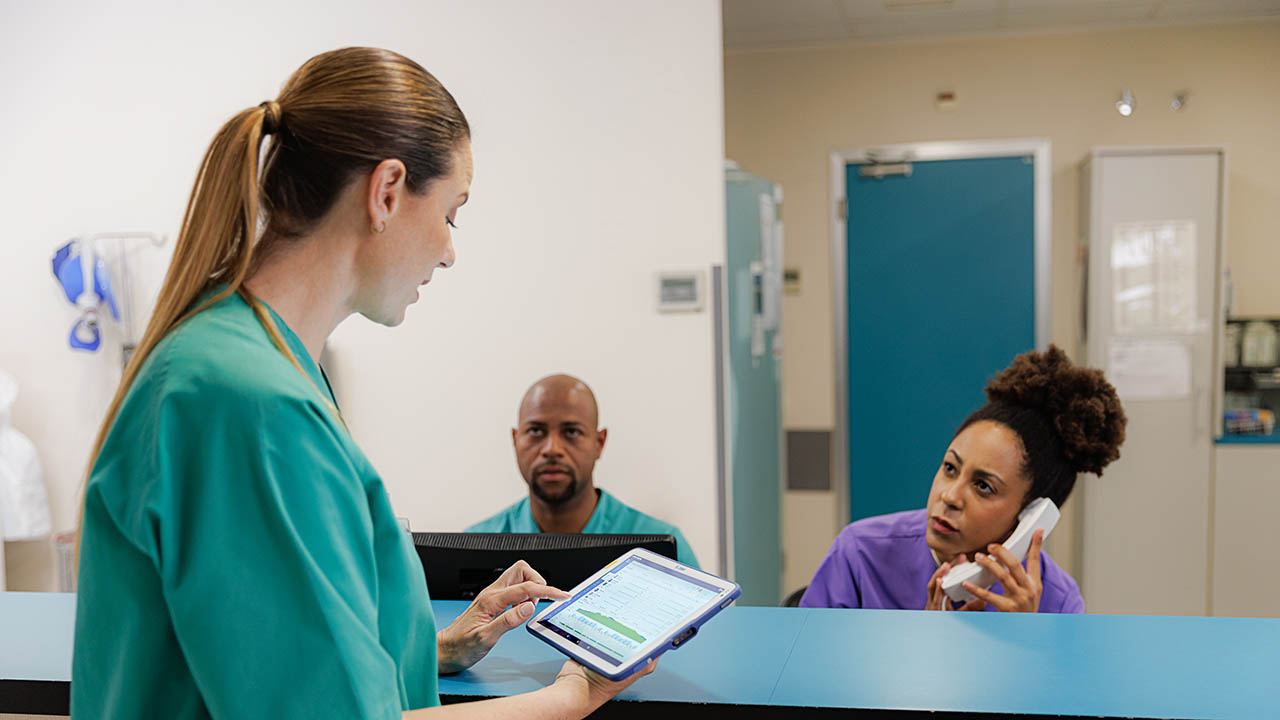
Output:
[{"xmin": 0, "ymin": 0, "xmax": 726, "ymax": 589}]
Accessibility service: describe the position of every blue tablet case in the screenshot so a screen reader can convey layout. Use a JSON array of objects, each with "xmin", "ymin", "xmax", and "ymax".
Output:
[{"xmin": 527, "ymin": 555, "xmax": 742, "ymax": 680}]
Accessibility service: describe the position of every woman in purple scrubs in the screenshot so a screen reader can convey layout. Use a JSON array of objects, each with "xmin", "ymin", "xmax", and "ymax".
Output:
[{"xmin": 801, "ymin": 346, "xmax": 1126, "ymax": 613}]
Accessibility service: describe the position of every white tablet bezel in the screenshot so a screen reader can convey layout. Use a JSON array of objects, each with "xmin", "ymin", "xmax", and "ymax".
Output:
[{"xmin": 526, "ymin": 548, "xmax": 740, "ymax": 679}]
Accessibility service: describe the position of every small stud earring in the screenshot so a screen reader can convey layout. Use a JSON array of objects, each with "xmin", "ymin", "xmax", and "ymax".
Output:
[{"xmin": 373, "ymin": 220, "xmax": 386, "ymax": 234}]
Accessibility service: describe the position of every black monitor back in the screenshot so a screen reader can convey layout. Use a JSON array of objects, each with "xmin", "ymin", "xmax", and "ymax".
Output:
[{"xmin": 411, "ymin": 532, "xmax": 677, "ymax": 600}]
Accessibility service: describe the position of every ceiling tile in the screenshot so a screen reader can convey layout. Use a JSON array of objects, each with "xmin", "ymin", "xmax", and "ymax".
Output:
[
  {"xmin": 723, "ymin": 0, "xmax": 1280, "ymax": 48},
  {"xmin": 1156, "ymin": 0, "xmax": 1280, "ymax": 19},
  {"xmin": 847, "ymin": 18, "xmax": 998, "ymax": 39},
  {"xmin": 723, "ymin": 0, "xmax": 845, "ymax": 31},
  {"xmin": 727, "ymin": 24, "xmax": 854, "ymax": 49},
  {"xmin": 1000, "ymin": 3, "xmax": 1152, "ymax": 28},
  {"xmin": 1000, "ymin": 0, "xmax": 1152, "ymax": 9},
  {"xmin": 838, "ymin": 0, "xmax": 1000, "ymax": 22}
]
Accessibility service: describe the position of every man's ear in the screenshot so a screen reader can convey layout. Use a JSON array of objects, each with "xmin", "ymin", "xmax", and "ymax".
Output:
[
  {"xmin": 511, "ymin": 427, "xmax": 518, "ymax": 449},
  {"xmin": 595, "ymin": 427, "xmax": 608, "ymax": 458},
  {"xmin": 366, "ymin": 158, "xmax": 408, "ymax": 228}
]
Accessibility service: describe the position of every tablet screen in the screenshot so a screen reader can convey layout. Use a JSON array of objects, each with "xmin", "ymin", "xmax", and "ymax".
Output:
[{"xmin": 540, "ymin": 554, "xmax": 722, "ymax": 666}]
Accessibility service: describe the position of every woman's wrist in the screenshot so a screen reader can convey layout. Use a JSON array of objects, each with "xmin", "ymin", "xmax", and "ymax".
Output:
[
  {"xmin": 548, "ymin": 668, "xmax": 615, "ymax": 718},
  {"xmin": 436, "ymin": 630, "xmax": 461, "ymax": 675},
  {"xmin": 541, "ymin": 677, "xmax": 593, "ymax": 719}
]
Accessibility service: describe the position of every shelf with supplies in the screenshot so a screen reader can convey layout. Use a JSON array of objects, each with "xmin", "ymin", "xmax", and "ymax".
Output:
[
  {"xmin": 1224, "ymin": 317, "xmax": 1280, "ymax": 370},
  {"xmin": 1221, "ymin": 317, "xmax": 1280, "ymax": 442},
  {"xmin": 1224, "ymin": 366, "xmax": 1280, "ymax": 391}
]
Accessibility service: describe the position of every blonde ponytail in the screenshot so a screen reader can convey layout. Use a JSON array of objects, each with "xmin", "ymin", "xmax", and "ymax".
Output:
[
  {"xmin": 75, "ymin": 46, "xmax": 470, "ymax": 562},
  {"xmin": 75, "ymin": 103, "xmax": 280, "ymax": 557}
]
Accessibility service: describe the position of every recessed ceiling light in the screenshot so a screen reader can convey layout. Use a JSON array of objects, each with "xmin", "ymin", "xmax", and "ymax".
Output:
[{"xmin": 1116, "ymin": 89, "xmax": 1135, "ymax": 117}]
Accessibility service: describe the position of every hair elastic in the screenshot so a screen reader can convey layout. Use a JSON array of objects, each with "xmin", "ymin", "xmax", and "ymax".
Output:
[{"xmin": 259, "ymin": 101, "xmax": 282, "ymax": 134}]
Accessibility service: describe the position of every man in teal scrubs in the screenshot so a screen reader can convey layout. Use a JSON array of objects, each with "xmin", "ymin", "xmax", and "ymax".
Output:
[{"xmin": 467, "ymin": 375, "xmax": 699, "ymax": 568}]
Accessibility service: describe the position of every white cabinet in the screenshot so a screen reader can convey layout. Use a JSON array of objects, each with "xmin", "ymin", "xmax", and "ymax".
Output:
[
  {"xmin": 1080, "ymin": 149, "xmax": 1225, "ymax": 616},
  {"xmin": 1212, "ymin": 445, "xmax": 1280, "ymax": 617}
]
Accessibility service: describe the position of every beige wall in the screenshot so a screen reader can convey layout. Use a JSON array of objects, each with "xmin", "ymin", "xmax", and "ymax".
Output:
[
  {"xmin": 727, "ymin": 20, "xmax": 1280, "ymax": 589},
  {"xmin": 727, "ymin": 20, "xmax": 1280, "ymax": 429}
]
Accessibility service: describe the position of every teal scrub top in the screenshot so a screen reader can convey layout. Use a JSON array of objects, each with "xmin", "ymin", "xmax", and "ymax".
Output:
[
  {"xmin": 72, "ymin": 291, "xmax": 438, "ymax": 719},
  {"xmin": 465, "ymin": 489, "xmax": 700, "ymax": 569}
]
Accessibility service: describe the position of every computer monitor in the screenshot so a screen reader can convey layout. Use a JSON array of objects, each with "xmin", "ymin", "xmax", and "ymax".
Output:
[{"xmin": 411, "ymin": 532, "xmax": 677, "ymax": 601}]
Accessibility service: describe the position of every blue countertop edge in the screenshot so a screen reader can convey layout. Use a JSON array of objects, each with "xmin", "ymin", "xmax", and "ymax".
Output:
[
  {"xmin": 1216, "ymin": 433, "xmax": 1280, "ymax": 444},
  {"xmin": 7, "ymin": 594, "xmax": 1280, "ymax": 718}
]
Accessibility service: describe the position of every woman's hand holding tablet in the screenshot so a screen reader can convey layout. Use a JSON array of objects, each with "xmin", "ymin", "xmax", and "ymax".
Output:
[
  {"xmin": 547, "ymin": 656, "xmax": 658, "ymax": 715},
  {"xmin": 526, "ymin": 548, "xmax": 742, "ymax": 680}
]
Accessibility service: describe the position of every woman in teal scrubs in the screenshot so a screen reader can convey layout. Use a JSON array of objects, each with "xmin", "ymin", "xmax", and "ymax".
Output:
[{"xmin": 72, "ymin": 47, "xmax": 651, "ymax": 719}]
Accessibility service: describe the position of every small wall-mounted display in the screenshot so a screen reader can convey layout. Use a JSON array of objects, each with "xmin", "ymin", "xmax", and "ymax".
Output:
[{"xmin": 656, "ymin": 271, "xmax": 704, "ymax": 313}]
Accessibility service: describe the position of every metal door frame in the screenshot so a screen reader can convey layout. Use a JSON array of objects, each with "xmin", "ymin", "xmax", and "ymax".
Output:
[{"xmin": 829, "ymin": 138, "xmax": 1052, "ymax": 526}]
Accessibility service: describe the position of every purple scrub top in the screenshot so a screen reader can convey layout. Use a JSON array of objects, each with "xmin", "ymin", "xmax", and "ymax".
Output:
[{"xmin": 799, "ymin": 509, "xmax": 1084, "ymax": 613}]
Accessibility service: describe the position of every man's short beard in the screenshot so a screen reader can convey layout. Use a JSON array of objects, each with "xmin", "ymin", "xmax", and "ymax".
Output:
[{"xmin": 531, "ymin": 474, "xmax": 582, "ymax": 505}]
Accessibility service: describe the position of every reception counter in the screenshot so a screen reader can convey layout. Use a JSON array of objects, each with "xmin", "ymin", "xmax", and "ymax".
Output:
[{"xmin": 3, "ymin": 593, "xmax": 1277, "ymax": 718}]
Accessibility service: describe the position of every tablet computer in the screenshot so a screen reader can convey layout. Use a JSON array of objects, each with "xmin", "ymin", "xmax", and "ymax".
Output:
[{"xmin": 526, "ymin": 548, "xmax": 741, "ymax": 680}]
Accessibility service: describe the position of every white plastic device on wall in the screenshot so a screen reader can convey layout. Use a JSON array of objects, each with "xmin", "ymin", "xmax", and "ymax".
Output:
[{"xmin": 656, "ymin": 270, "xmax": 705, "ymax": 313}]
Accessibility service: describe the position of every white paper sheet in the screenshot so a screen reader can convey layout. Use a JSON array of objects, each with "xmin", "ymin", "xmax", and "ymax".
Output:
[{"xmin": 1107, "ymin": 339, "xmax": 1192, "ymax": 400}]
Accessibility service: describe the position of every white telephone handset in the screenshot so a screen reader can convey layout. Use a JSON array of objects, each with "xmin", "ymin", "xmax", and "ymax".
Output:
[{"xmin": 940, "ymin": 497, "xmax": 1060, "ymax": 604}]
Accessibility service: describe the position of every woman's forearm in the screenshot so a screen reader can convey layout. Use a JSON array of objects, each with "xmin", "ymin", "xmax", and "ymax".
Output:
[{"xmin": 404, "ymin": 684, "xmax": 591, "ymax": 720}]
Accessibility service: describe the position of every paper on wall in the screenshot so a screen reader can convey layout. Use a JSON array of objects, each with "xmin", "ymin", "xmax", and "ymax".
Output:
[{"xmin": 1107, "ymin": 339, "xmax": 1192, "ymax": 400}]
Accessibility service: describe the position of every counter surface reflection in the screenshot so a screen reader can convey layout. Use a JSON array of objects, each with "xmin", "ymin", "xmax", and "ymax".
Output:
[{"xmin": 3, "ymin": 593, "xmax": 1276, "ymax": 719}]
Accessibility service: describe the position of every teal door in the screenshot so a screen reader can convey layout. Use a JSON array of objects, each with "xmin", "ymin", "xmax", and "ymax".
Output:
[
  {"xmin": 725, "ymin": 166, "xmax": 782, "ymax": 606},
  {"xmin": 846, "ymin": 156, "xmax": 1036, "ymax": 523}
]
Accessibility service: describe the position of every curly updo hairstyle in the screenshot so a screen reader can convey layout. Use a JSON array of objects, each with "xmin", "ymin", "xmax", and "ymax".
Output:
[{"xmin": 955, "ymin": 345, "xmax": 1126, "ymax": 507}]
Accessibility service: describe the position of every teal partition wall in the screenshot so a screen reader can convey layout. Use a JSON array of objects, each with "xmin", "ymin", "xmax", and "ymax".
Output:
[
  {"xmin": 723, "ymin": 166, "xmax": 782, "ymax": 606},
  {"xmin": 845, "ymin": 156, "xmax": 1036, "ymax": 524}
]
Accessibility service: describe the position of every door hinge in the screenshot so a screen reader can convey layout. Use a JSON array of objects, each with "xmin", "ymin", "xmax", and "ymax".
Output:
[{"xmin": 837, "ymin": 197, "xmax": 847, "ymax": 221}]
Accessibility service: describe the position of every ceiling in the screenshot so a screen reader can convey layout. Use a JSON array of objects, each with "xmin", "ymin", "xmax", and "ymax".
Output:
[{"xmin": 723, "ymin": 0, "xmax": 1280, "ymax": 50}]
